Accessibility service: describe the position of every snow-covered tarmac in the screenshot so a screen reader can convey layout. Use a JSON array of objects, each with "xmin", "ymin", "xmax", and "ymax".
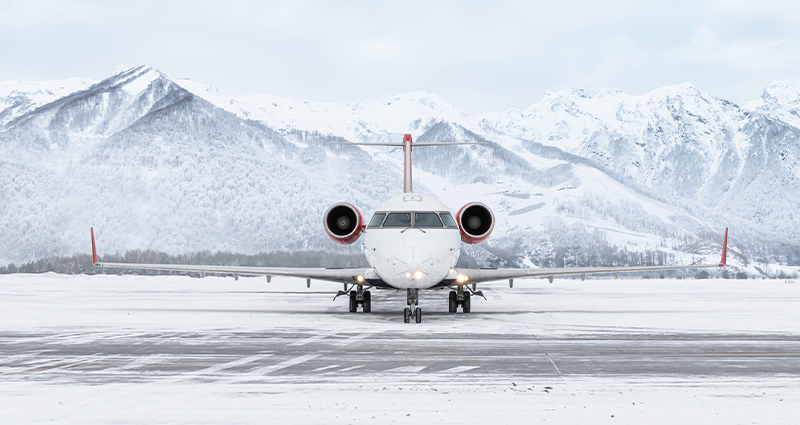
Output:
[{"xmin": 2, "ymin": 273, "xmax": 799, "ymax": 424}]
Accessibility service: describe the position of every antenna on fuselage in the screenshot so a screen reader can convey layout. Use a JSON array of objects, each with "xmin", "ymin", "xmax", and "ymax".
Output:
[{"xmin": 329, "ymin": 134, "xmax": 485, "ymax": 193}]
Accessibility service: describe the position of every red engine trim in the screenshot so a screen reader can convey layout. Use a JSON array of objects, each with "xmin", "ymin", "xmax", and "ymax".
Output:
[
  {"xmin": 323, "ymin": 202, "xmax": 364, "ymax": 245},
  {"xmin": 457, "ymin": 202, "xmax": 494, "ymax": 245}
]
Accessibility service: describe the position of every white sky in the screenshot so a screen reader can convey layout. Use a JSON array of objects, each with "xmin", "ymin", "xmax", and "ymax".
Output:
[{"xmin": 1, "ymin": 0, "xmax": 799, "ymax": 114}]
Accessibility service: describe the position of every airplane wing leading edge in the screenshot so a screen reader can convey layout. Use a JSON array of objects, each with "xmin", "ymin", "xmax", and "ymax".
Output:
[
  {"xmin": 90, "ymin": 228, "xmax": 367, "ymax": 284},
  {"xmin": 456, "ymin": 228, "xmax": 730, "ymax": 285}
]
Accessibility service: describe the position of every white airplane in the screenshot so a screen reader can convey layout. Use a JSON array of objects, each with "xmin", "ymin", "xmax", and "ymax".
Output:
[{"xmin": 91, "ymin": 134, "xmax": 729, "ymax": 323}]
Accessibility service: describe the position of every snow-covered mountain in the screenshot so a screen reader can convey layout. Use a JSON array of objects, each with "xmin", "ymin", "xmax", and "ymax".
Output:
[{"xmin": 2, "ymin": 65, "xmax": 798, "ymax": 274}]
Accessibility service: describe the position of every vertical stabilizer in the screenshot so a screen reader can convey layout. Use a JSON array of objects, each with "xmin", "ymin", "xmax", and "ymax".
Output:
[{"xmin": 403, "ymin": 134, "xmax": 413, "ymax": 193}]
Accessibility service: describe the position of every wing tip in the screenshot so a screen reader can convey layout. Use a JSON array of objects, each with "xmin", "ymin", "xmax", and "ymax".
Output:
[
  {"xmin": 719, "ymin": 227, "xmax": 728, "ymax": 267},
  {"xmin": 91, "ymin": 227, "xmax": 98, "ymax": 266}
]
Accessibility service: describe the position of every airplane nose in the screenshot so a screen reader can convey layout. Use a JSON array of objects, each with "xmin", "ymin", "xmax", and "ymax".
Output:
[{"xmin": 391, "ymin": 248, "xmax": 434, "ymax": 277}]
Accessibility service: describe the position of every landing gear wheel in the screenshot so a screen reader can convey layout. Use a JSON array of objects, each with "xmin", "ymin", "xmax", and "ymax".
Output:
[
  {"xmin": 403, "ymin": 307, "xmax": 411, "ymax": 323},
  {"xmin": 448, "ymin": 291, "xmax": 457, "ymax": 313},
  {"xmin": 415, "ymin": 307, "xmax": 422, "ymax": 323},
  {"xmin": 349, "ymin": 290, "xmax": 357, "ymax": 313},
  {"xmin": 463, "ymin": 292, "xmax": 471, "ymax": 313},
  {"xmin": 363, "ymin": 291, "xmax": 371, "ymax": 313}
]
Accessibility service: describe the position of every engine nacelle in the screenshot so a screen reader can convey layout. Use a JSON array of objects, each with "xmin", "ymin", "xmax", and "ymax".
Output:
[
  {"xmin": 323, "ymin": 202, "xmax": 364, "ymax": 245},
  {"xmin": 457, "ymin": 202, "xmax": 494, "ymax": 244}
]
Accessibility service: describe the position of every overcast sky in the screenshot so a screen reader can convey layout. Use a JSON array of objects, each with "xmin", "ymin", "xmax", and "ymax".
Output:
[{"xmin": 1, "ymin": 0, "xmax": 799, "ymax": 114}]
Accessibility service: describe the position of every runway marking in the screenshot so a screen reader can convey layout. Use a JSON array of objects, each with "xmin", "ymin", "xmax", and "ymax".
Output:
[
  {"xmin": 385, "ymin": 365, "xmax": 427, "ymax": 373},
  {"xmin": 27, "ymin": 356, "xmax": 101, "ymax": 373},
  {"xmin": 288, "ymin": 334, "xmax": 330, "ymax": 346},
  {"xmin": 313, "ymin": 364, "xmax": 340, "ymax": 372},
  {"xmin": 333, "ymin": 333, "xmax": 373, "ymax": 347},
  {"xmin": 111, "ymin": 354, "xmax": 171, "ymax": 372},
  {"xmin": 529, "ymin": 329, "xmax": 567, "ymax": 382},
  {"xmin": 184, "ymin": 354, "xmax": 273, "ymax": 376},
  {"xmin": 249, "ymin": 354, "xmax": 320, "ymax": 375},
  {"xmin": 335, "ymin": 365, "xmax": 363, "ymax": 373},
  {"xmin": 438, "ymin": 366, "xmax": 480, "ymax": 374}
]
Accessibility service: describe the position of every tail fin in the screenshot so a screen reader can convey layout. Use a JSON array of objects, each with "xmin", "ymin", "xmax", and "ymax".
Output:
[{"xmin": 403, "ymin": 134, "xmax": 413, "ymax": 193}]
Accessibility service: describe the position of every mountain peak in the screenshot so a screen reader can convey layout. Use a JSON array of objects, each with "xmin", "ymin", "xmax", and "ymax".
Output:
[
  {"xmin": 761, "ymin": 80, "xmax": 800, "ymax": 107},
  {"xmin": 642, "ymin": 82, "xmax": 704, "ymax": 99},
  {"xmin": 92, "ymin": 65, "xmax": 169, "ymax": 95}
]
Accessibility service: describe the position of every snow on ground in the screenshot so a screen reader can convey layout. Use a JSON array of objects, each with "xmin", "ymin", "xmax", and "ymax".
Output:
[{"xmin": 1, "ymin": 273, "xmax": 799, "ymax": 424}]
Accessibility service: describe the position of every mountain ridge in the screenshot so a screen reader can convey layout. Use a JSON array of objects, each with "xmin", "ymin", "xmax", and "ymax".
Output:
[{"xmin": 1, "ymin": 65, "xmax": 798, "ymax": 274}]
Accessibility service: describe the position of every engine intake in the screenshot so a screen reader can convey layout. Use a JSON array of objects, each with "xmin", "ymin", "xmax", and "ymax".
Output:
[
  {"xmin": 457, "ymin": 202, "xmax": 494, "ymax": 244},
  {"xmin": 324, "ymin": 203, "xmax": 364, "ymax": 245}
]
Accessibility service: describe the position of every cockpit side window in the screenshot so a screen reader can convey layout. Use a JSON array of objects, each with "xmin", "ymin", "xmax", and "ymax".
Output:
[
  {"xmin": 415, "ymin": 212, "xmax": 443, "ymax": 228},
  {"xmin": 368, "ymin": 213, "xmax": 386, "ymax": 228},
  {"xmin": 440, "ymin": 212, "xmax": 458, "ymax": 228},
  {"xmin": 383, "ymin": 212, "xmax": 411, "ymax": 227}
]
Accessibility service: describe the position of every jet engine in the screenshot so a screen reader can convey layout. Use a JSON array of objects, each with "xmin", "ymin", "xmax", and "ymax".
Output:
[
  {"xmin": 323, "ymin": 202, "xmax": 364, "ymax": 245},
  {"xmin": 457, "ymin": 202, "xmax": 494, "ymax": 244}
]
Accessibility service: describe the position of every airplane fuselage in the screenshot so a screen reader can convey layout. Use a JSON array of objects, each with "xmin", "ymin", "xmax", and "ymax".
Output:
[{"xmin": 363, "ymin": 192, "xmax": 461, "ymax": 290}]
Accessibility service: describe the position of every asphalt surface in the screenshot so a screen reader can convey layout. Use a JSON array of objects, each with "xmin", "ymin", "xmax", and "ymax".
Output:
[
  {"xmin": 3, "ymin": 277, "xmax": 799, "ymax": 385},
  {"xmin": 4, "ymin": 328, "xmax": 800, "ymax": 384}
]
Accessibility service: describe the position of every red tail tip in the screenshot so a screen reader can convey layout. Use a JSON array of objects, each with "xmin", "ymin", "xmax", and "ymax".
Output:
[
  {"xmin": 91, "ymin": 227, "xmax": 98, "ymax": 265},
  {"xmin": 403, "ymin": 134, "xmax": 412, "ymax": 143},
  {"xmin": 720, "ymin": 227, "xmax": 728, "ymax": 266}
]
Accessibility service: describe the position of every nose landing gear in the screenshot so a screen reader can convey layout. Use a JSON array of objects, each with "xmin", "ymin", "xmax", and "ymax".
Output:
[{"xmin": 404, "ymin": 289, "xmax": 422, "ymax": 323}]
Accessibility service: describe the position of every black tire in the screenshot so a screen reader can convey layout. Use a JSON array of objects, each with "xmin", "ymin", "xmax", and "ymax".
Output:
[
  {"xmin": 415, "ymin": 307, "xmax": 422, "ymax": 323},
  {"xmin": 403, "ymin": 307, "xmax": 411, "ymax": 323},
  {"xmin": 363, "ymin": 291, "xmax": 371, "ymax": 313},
  {"xmin": 463, "ymin": 292, "xmax": 471, "ymax": 313},
  {"xmin": 448, "ymin": 291, "xmax": 457, "ymax": 313},
  {"xmin": 349, "ymin": 291, "xmax": 357, "ymax": 313}
]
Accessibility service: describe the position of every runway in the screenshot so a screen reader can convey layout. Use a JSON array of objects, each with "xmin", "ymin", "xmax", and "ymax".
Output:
[
  {"xmin": 4, "ymin": 329, "xmax": 800, "ymax": 384},
  {"xmin": 2, "ymin": 273, "xmax": 799, "ymax": 423}
]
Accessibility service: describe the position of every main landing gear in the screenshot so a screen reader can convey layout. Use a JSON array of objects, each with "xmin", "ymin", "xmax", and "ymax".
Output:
[
  {"xmin": 404, "ymin": 288, "xmax": 422, "ymax": 324},
  {"xmin": 336, "ymin": 285, "xmax": 371, "ymax": 313},
  {"xmin": 448, "ymin": 285, "xmax": 483, "ymax": 313}
]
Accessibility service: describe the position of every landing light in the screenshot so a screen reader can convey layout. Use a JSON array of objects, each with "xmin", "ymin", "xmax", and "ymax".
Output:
[
  {"xmin": 457, "ymin": 274, "xmax": 469, "ymax": 283},
  {"xmin": 356, "ymin": 275, "xmax": 364, "ymax": 282},
  {"xmin": 406, "ymin": 272, "xmax": 411, "ymax": 278},
  {"xmin": 414, "ymin": 271, "xmax": 423, "ymax": 280}
]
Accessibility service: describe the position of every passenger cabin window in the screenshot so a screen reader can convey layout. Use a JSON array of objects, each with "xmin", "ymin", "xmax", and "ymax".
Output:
[
  {"xmin": 383, "ymin": 212, "xmax": 411, "ymax": 227},
  {"xmin": 440, "ymin": 212, "xmax": 458, "ymax": 228},
  {"xmin": 368, "ymin": 213, "xmax": 386, "ymax": 228},
  {"xmin": 415, "ymin": 212, "xmax": 443, "ymax": 228}
]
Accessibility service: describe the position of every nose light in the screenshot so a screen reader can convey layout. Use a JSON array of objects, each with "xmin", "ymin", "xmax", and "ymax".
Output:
[
  {"xmin": 457, "ymin": 274, "xmax": 469, "ymax": 283},
  {"xmin": 414, "ymin": 271, "xmax": 423, "ymax": 280}
]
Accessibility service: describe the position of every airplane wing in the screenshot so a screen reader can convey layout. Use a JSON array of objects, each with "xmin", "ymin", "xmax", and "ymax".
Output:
[
  {"xmin": 456, "ymin": 228, "xmax": 729, "ymax": 285},
  {"xmin": 90, "ymin": 229, "xmax": 366, "ymax": 284}
]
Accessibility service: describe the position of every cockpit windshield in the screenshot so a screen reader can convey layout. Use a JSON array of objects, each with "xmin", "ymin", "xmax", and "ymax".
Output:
[
  {"xmin": 368, "ymin": 211, "xmax": 457, "ymax": 229},
  {"xmin": 415, "ymin": 212, "xmax": 443, "ymax": 228},
  {"xmin": 367, "ymin": 213, "xmax": 386, "ymax": 228},
  {"xmin": 383, "ymin": 212, "xmax": 411, "ymax": 227},
  {"xmin": 440, "ymin": 212, "xmax": 458, "ymax": 228}
]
